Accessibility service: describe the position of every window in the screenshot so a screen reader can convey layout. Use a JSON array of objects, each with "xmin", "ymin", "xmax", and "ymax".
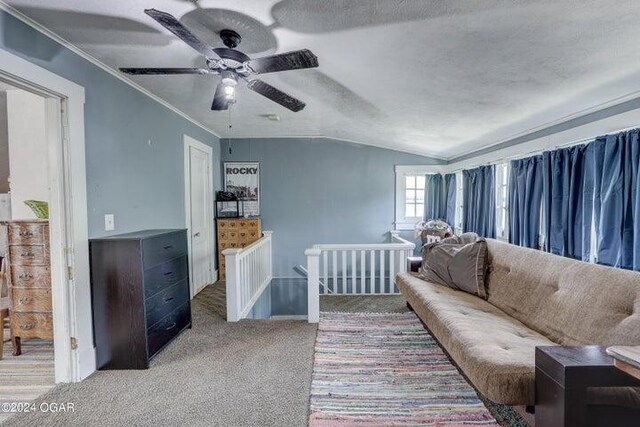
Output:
[
  {"xmin": 395, "ymin": 166, "xmax": 443, "ymax": 230},
  {"xmin": 495, "ymin": 163, "xmax": 509, "ymax": 240},
  {"xmin": 455, "ymin": 171, "xmax": 463, "ymax": 234},
  {"xmin": 404, "ymin": 175, "xmax": 425, "ymax": 219}
]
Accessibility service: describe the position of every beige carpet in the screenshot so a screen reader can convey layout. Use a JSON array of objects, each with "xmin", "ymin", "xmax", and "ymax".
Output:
[{"xmin": 1, "ymin": 285, "xmax": 317, "ymax": 427}]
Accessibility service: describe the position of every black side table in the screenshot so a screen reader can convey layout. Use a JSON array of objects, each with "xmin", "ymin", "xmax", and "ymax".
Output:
[
  {"xmin": 407, "ymin": 256, "xmax": 421, "ymax": 272},
  {"xmin": 535, "ymin": 346, "xmax": 640, "ymax": 427}
]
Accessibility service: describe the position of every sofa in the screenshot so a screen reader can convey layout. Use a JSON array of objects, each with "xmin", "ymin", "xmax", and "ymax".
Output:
[{"xmin": 395, "ymin": 238, "xmax": 640, "ymax": 405}]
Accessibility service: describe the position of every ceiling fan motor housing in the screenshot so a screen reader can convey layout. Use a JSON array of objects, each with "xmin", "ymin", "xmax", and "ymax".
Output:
[{"xmin": 220, "ymin": 29, "xmax": 242, "ymax": 49}]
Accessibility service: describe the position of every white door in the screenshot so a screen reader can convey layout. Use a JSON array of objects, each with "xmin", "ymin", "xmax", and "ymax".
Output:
[{"xmin": 184, "ymin": 136, "xmax": 214, "ymax": 297}]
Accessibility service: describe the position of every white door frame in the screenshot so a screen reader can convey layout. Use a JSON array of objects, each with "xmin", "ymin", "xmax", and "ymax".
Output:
[
  {"xmin": 0, "ymin": 49, "xmax": 94, "ymax": 383},
  {"xmin": 184, "ymin": 135, "xmax": 215, "ymax": 297}
]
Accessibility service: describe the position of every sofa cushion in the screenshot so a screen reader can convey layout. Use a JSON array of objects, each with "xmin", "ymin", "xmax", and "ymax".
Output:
[
  {"xmin": 485, "ymin": 240, "xmax": 640, "ymax": 346},
  {"xmin": 419, "ymin": 238, "xmax": 489, "ymax": 299},
  {"xmin": 396, "ymin": 271, "xmax": 555, "ymax": 405}
]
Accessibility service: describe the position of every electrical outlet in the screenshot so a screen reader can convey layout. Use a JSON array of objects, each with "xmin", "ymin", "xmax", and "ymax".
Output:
[{"xmin": 104, "ymin": 214, "xmax": 115, "ymax": 231}]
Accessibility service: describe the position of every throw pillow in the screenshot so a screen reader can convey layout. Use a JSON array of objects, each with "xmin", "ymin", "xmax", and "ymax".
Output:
[{"xmin": 418, "ymin": 237, "xmax": 489, "ymax": 299}]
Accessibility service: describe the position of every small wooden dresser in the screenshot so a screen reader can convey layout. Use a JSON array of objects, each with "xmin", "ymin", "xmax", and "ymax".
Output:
[
  {"xmin": 90, "ymin": 229, "xmax": 191, "ymax": 369},
  {"xmin": 3, "ymin": 220, "xmax": 52, "ymax": 356},
  {"xmin": 216, "ymin": 218, "xmax": 261, "ymax": 280}
]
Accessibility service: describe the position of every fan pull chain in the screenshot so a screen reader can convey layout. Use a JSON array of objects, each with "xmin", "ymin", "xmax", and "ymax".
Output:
[{"xmin": 228, "ymin": 106, "xmax": 233, "ymax": 155}]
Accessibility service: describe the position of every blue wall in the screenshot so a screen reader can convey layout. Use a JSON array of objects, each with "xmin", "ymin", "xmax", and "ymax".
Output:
[
  {"xmin": 221, "ymin": 137, "xmax": 442, "ymax": 278},
  {"xmin": 0, "ymin": 11, "xmax": 221, "ymax": 245}
]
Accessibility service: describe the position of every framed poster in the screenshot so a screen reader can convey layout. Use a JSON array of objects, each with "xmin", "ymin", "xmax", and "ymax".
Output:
[{"xmin": 224, "ymin": 162, "xmax": 260, "ymax": 216}]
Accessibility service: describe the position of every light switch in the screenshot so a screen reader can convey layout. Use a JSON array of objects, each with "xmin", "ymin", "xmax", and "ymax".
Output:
[{"xmin": 104, "ymin": 214, "xmax": 115, "ymax": 231}]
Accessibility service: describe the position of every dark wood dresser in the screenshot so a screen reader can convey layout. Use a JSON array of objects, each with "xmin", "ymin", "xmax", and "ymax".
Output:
[
  {"xmin": 90, "ymin": 229, "xmax": 191, "ymax": 369},
  {"xmin": 3, "ymin": 220, "xmax": 53, "ymax": 356}
]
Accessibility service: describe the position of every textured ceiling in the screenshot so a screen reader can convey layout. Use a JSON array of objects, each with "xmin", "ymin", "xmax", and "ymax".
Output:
[{"xmin": 6, "ymin": 0, "xmax": 640, "ymax": 159}]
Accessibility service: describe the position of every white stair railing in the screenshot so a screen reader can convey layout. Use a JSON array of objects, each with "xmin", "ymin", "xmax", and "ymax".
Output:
[
  {"xmin": 306, "ymin": 231, "xmax": 415, "ymax": 323},
  {"xmin": 223, "ymin": 231, "xmax": 273, "ymax": 322}
]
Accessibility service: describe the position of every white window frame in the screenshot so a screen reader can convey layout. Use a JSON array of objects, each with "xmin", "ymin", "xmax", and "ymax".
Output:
[
  {"xmin": 495, "ymin": 163, "xmax": 510, "ymax": 241},
  {"xmin": 394, "ymin": 165, "xmax": 445, "ymax": 230}
]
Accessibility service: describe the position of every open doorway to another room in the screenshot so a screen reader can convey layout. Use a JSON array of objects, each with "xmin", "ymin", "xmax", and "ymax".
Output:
[{"xmin": 0, "ymin": 80, "xmax": 56, "ymax": 421}]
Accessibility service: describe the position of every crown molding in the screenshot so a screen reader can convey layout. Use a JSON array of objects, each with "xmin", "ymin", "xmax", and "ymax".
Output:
[{"xmin": 0, "ymin": 1, "xmax": 222, "ymax": 140}]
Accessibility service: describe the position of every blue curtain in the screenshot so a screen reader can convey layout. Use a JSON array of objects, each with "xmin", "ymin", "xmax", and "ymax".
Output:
[
  {"xmin": 508, "ymin": 156, "xmax": 543, "ymax": 248},
  {"xmin": 541, "ymin": 144, "xmax": 593, "ymax": 260},
  {"xmin": 444, "ymin": 173, "xmax": 456, "ymax": 228},
  {"xmin": 423, "ymin": 174, "xmax": 444, "ymax": 220},
  {"xmin": 592, "ymin": 130, "xmax": 640, "ymax": 270},
  {"xmin": 463, "ymin": 165, "xmax": 495, "ymax": 238}
]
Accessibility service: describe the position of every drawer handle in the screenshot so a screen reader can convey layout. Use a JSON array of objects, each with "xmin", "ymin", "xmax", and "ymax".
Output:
[
  {"xmin": 165, "ymin": 322, "xmax": 177, "ymax": 331},
  {"xmin": 163, "ymin": 245, "xmax": 173, "ymax": 250},
  {"xmin": 18, "ymin": 273, "xmax": 34, "ymax": 280},
  {"xmin": 163, "ymin": 271, "xmax": 174, "ymax": 276},
  {"xmin": 18, "ymin": 231, "xmax": 34, "ymax": 237},
  {"xmin": 20, "ymin": 252, "xmax": 35, "ymax": 258},
  {"xmin": 18, "ymin": 297, "xmax": 33, "ymax": 305},
  {"xmin": 163, "ymin": 297, "xmax": 174, "ymax": 303},
  {"xmin": 19, "ymin": 323, "xmax": 35, "ymax": 330}
]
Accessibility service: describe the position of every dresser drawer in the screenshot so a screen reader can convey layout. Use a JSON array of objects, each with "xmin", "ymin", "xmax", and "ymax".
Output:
[
  {"xmin": 147, "ymin": 302, "xmax": 191, "ymax": 358},
  {"xmin": 10, "ymin": 313, "xmax": 53, "ymax": 339},
  {"xmin": 242, "ymin": 219, "xmax": 260, "ymax": 229},
  {"xmin": 145, "ymin": 280, "xmax": 189, "ymax": 329},
  {"xmin": 10, "ymin": 265, "xmax": 51, "ymax": 288},
  {"xmin": 8, "ymin": 223, "xmax": 48, "ymax": 245},
  {"xmin": 142, "ymin": 232, "xmax": 187, "ymax": 268},
  {"xmin": 9, "ymin": 245, "xmax": 49, "ymax": 266},
  {"xmin": 144, "ymin": 255, "xmax": 188, "ymax": 298},
  {"xmin": 11, "ymin": 288, "xmax": 52, "ymax": 312}
]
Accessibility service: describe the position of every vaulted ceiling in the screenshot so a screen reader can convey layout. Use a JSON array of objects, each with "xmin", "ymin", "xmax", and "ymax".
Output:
[{"xmin": 6, "ymin": 0, "xmax": 640, "ymax": 159}]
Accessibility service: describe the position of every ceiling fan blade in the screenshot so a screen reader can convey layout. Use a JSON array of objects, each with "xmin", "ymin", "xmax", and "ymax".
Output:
[
  {"xmin": 247, "ymin": 79, "xmax": 306, "ymax": 112},
  {"xmin": 144, "ymin": 9, "xmax": 219, "ymax": 59},
  {"xmin": 211, "ymin": 83, "xmax": 231, "ymax": 111},
  {"xmin": 245, "ymin": 49, "xmax": 318, "ymax": 75},
  {"xmin": 120, "ymin": 68, "xmax": 214, "ymax": 75}
]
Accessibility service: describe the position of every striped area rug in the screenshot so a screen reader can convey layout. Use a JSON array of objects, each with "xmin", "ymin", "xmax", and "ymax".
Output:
[
  {"xmin": 309, "ymin": 312, "xmax": 499, "ymax": 426},
  {"xmin": 0, "ymin": 329, "xmax": 55, "ymax": 424}
]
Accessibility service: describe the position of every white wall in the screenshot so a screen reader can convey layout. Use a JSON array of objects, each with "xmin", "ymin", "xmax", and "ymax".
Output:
[
  {"xmin": 0, "ymin": 91, "xmax": 9, "ymax": 193},
  {"xmin": 6, "ymin": 89, "xmax": 48, "ymax": 219}
]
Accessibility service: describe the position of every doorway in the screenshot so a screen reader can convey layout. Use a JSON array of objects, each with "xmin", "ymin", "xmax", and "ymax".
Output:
[
  {"xmin": 184, "ymin": 135, "xmax": 215, "ymax": 297},
  {"xmin": 0, "ymin": 48, "xmax": 92, "ymax": 385}
]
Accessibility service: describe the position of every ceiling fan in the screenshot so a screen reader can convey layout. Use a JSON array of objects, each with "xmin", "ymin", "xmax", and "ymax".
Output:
[{"xmin": 120, "ymin": 9, "xmax": 319, "ymax": 112}]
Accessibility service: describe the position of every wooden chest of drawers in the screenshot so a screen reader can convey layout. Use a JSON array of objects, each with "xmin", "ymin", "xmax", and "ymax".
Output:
[
  {"xmin": 90, "ymin": 229, "xmax": 191, "ymax": 369},
  {"xmin": 3, "ymin": 220, "xmax": 52, "ymax": 356},
  {"xmin": 216, "ymin": 218, "xmax": 261, "ymax": 280}
]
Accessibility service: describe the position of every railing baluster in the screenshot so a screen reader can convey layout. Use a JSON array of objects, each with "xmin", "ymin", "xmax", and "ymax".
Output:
[
  {"xmin": 360, "ymin": 250, "xmax": 366, "ymax": 294},
  {"xmin": 389, "ymin": 250, "xmax": 395, "ymax": 294},
  {"xmin": 332, "ymin": 250, "xmax": 338, "ymax": 294},
  {"xmin": 351, "ymin": 250, "xmax": 357, "ymax": 294},
  {"xmin": 342, "ymin": 250, "xmax": 347, "ymax": 293},
  {"xmin": 370, "ymin": 250, "xmax": 375, "ymax": 294},
  {"xmin": 379, "ymin": 250, "xmax": 385, "ymax": 294},
  {"xmin": 322, "ymin": 250, "xmax": 328, "ymax": 295}
]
